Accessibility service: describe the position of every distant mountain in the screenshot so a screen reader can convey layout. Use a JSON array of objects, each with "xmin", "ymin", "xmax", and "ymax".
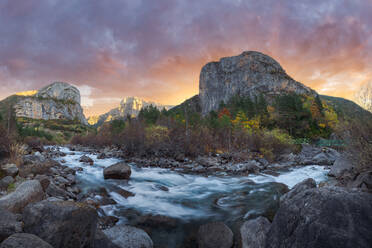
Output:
[
  {"xmin": 88, "ymin": 97, "xmax": 173, "ymax": 126},
  {"xmin": 354, "ymin": 81, "xmax": 372, "ymax": 113},
  {"xmin": 173, "ymin": 51, "xmax": 372, "ymax": 124},
  {"xmin": 0, "ymin": 82, "xmax": 87, "ymax": 125},
  {"xmin": 199, "ymin": 51, "xmax": 317, "ymax": 115}
]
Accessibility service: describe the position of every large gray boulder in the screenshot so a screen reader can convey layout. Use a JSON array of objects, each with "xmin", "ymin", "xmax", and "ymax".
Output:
[
  {"xmin": 199, "ymin": 51, "xmax": 316, "ymax": 114},
  {"xmin": 280, "ymin": 178, "xmax": 316, "ymax": 203},
  {"xmin": 103, "ymin": 162, "xmax": 131, "ymax": 180},
  {"xmin": 103, "ymin": 225, "xmax": 153, "ymax": 248},
  {"xmin": 93, "ymin": 229, "xmax": 120, "ymax": 248},
  {"xmin": 329, "ymin": 156, "xmax": 354, "ymax": 178},
  {"xmin": 266, "ymin": 187, "xmax": 372, "ymax": 248},
  {"xmin": 0, "ymin": 233, "xmax": 53, "ymax": 248},
  {"xmin": 240, "ymin": 217, "xmax": 271, "ymax": 248},
  {"xmin": 0, "ymin": 209, "xmax": 23, "ymax": 242},
  {"xmin": 198, "ymin": 222, "xmax": 233, "ymax": 248},
  {"xmin": 22, "ymin": 200, "xmax": 98, "ymax": 248},
  {"xmin": 0, "ymin": 180, "xmax": 44, "ymax": 213}
]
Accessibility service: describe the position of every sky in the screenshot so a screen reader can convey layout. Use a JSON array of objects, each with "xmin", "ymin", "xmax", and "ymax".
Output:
[{"xmin": 0, "ymin": 0, "xmax": 371, "ymax": 117}]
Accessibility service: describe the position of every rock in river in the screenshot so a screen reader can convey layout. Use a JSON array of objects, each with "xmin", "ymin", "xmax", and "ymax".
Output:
[
  {"xmin": 103, "ymin": 162, "xmax": 131, "ymax": 180},
  {"xmin": 267, "ymin": 187, "xmax": 372, "ymax": 248},
  {"xmin": 79, "ymin": 155, "xmax": 94, "ymax": 165}
]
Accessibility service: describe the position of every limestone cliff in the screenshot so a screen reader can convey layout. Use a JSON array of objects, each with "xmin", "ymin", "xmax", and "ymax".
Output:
[
  {"xmin": 199, "ymin": 51, "xmax": 317, "ymax": 114},
  {"xmin": 88, "ymin": 97, "xmax": 173, "ymax": 126},
  {"xmin": 9, "ymin": 82, "xmax": 87, "ymax": 124},
  {"xmin": 354, "ymin": 81, "xmax": 372, "ymax": 113}
]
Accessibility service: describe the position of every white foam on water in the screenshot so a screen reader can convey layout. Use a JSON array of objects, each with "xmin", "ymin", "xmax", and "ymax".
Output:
[
  {"xmin": 51, "ymin": 146, "xmax": 330, "ymax": 219},
  {"xmin": 248, "ymin": 165, "xmax": 329, "ymax": 188}
]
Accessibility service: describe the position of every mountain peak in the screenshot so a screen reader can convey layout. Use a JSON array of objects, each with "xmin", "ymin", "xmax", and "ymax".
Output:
[{"xmin": 199, "ymin": 51, "xmax": 316, "ymax": 114}]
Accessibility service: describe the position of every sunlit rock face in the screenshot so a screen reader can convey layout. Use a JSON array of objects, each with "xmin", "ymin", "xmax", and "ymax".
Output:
[
  {"xmin": 354, "ymin": 81, "xmax": 372, "ymax": 113},
  {"xmin": 14, "ymin": 82, "xmax": 87, "ymax": 124},
  {"xmin": 36, "ymin": 82, "xmax": 81, "ymax": 104},
  {"xmin": 199, "ymin": 51, "xmax": 317, "ymax": 114},
  {"xmin": 88, "ymin": 97, "xmax": 173, "ymax": 126}
]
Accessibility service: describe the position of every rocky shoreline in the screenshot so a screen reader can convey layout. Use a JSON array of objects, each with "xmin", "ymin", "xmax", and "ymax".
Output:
[{"xmin": 0, "ymin": 144, "xmax": 371, "ymax": 248}]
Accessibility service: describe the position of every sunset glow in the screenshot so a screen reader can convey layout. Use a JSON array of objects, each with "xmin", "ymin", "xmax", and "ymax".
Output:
[{"xmin": 0, "ymin": 0, "xmax": 371, "ymax": 117}]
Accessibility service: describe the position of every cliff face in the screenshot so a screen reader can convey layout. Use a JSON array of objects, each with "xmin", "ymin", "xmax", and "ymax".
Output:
[
  {"xmin": 11, "ymin": 82, "xmax": 87, "ymax": 124},
  {"xmin": 88, "ymin": 97, "xmax": 173, "ymax": 126},
  {"xmin": 354, "ymin": 81, "xmax": 372, "ymax": 113},
  {"xmin": 199, "ymin": 51, "xmax": 317, "ymax": 114}
]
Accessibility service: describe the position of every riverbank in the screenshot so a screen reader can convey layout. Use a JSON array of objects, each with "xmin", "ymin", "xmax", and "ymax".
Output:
[{"xmin": 0, "ymin": 144, "xmax": 371, "ymax": 248}]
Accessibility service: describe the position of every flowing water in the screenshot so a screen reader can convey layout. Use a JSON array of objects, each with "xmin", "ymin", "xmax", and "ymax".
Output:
[{"xmin": 54, "ymin": 147, "xmax": 329, "ymax": 247}]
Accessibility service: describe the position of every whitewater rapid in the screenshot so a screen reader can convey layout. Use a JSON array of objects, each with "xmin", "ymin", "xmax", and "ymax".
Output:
[{"xmin": 54, "ymin": 146, "xmax": 329, "ymax": 221}]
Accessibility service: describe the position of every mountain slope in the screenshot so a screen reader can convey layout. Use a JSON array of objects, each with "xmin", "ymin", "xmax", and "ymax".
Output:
[
  {"xmin": 88, "ymin": 97, "xmax": 173, "ymax": 126},
  {"xmin": 0, "ymin": 82, "xmax": 87, "ymax": 125}
]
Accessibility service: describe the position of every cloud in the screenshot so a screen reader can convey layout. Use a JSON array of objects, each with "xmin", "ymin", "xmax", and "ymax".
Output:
[{"xmin": 0, "ymin": 0, "xmax": 371, "ymax": 115}]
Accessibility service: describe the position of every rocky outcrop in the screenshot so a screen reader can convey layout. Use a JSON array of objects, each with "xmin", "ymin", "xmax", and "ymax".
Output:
[
  {"xmin": 0, "ymin": 180, "xmax": 44, "ymax": 213},
  {"xmin": 36, "ymin": 82, "xmax": 81, "ymax": 103},
  {"xmin": 197, "ymin": 222, "xmax": 233, "ymax": 248},
  {"xmin": 280, "ymin": 178, "xmax": 316, "ymax": 203},
  {"xmin": 266, "ymin": 187, "xmax": 372, "ymax": 248},
  {"xmin": 0, "ymin": 233, "xmax": 53, "ymax": 248},
  {"xmin": 88, "ymin": 96, "xmax": 173, "ymax": 126},
  {"xmin": 329, "ymin": 156, "xmax": 354, "ymax": 178},
  {"xmin": 354, "ymin": 81, "xmax": 372, "ymax": 113},
  {"xmin": 103, "ymin": 162, "xmax": 131, "ymax": 180},
  {"xmin": 199, "ymin": 51, "xmax": 317, "ymax": 114},
  {"xmin": 23, "ymin": 200, "xmax": 98, "ymax": 248},
  {"xmin": 12, "ymin": 82, "xmax": 87, "ymax": 124},
  {"xmin": 103, "ymin": 225, "xmax": 153, "ymax": 248}
]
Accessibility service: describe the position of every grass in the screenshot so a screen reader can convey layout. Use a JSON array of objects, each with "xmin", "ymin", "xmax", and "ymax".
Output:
[{"xmin": 7, "ymin": 183, "xmax": 16, "ymax": 192}]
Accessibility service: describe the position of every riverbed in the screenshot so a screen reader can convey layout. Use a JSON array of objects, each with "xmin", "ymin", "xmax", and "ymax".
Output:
[{"xmin": 54, "ymin": 146, "xmax": 329, "ymax": 247}]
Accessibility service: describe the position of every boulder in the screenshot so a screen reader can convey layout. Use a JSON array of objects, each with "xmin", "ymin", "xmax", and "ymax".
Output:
[
  {"xmin": 103, "ymin": 225, "xmax": 153, "ymax": 248},
  {"xmin": 0, "ymin": 233, "xmax": 53, "ymax": 248},
  {"xmin": 93, "ymin": 229, "xmax": 120, "ymax": 248},
  {"xmin": 45, "ymin": 182, "xmax": 75, "ymax": 199},
  {"xmin": 0, "ymin": 176, "xmax": 14, "ymax": 191},
  {"xmin": 196, "ymin": 157, "xmax": 220, "ymax": 167},
  {"xmin": 0, "ymin": 209, "xmax": 23, "ymax": 242},
  {"xmin": 329, "ymin": 156, "xmax": 354, "ymax": 178},
  {"xmin": 18, "ymin": 159, "xmax": 57, "ymax": 178},
  {"xmin": 347, "ymin": 170, "xmax": 372, "ymax": 192},
  {"xmin": 197, "ymin": 222, "xmax": 233, "ymax": 248},
  {"xmin": 23, "ymin": 200, "xmax": 98, "ymax": 248},
  {"xmin": 103, "ymin": 162, "xmax": 131, "ymax": 180},
  {"xmin": 0, "ymin": 180, "xmax": 44, "ymax": 213},
  {"xmin": 0, "ymin": 164, "xmax": 18, "ymax": 177},
  {"xmin": 266, "ymin": 187, "xmax": 372, "ymax": 248},
  {"xmin": 97, "ymin": 153, "xmax": 106, "ymax": 159},
  {"xmin": 280, "ymin": 178, "xmax": 316, "ymax": 203},
  {"xmin": 240, "ymin": 217, "xmax": 270, "ymax": 248},
  {"xmin": 79, "ymin": 155, "xmax": 94, "ymax": 165},
  {"xmin": 312, "ymin": 150, "xmax": 339, "ymax": 165}
]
